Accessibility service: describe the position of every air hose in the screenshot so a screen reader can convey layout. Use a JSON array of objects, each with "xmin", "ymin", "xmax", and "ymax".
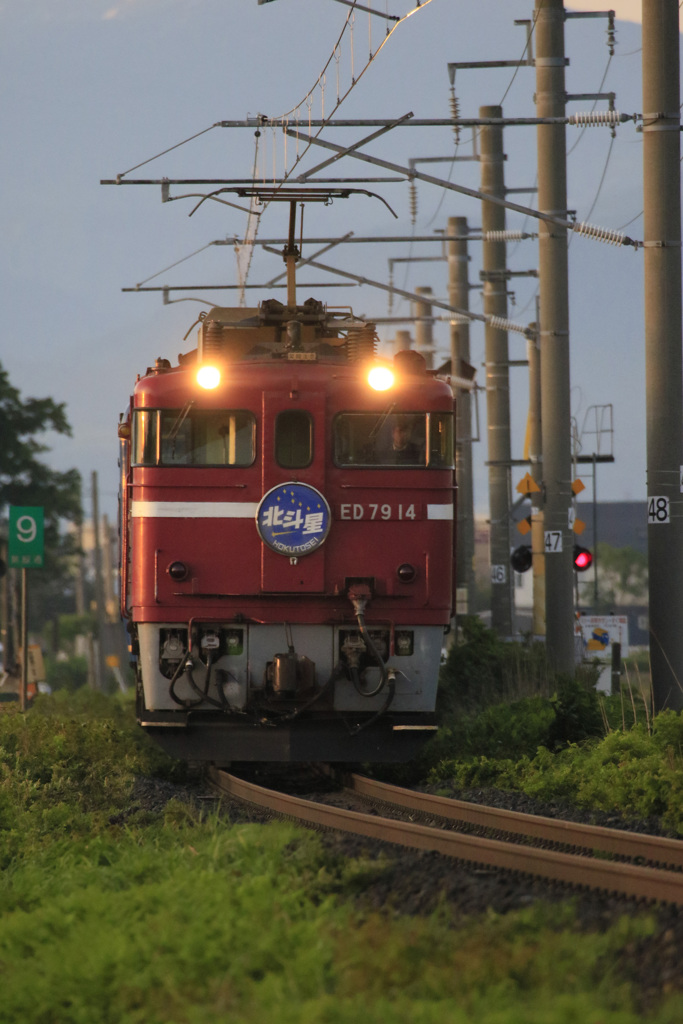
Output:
[
  {"xmin": 349, "ymin": 590, "xmax": 388, "ymax": 698},
  {"xmin": 169, "ymin": 649, "xmax": 230, "ymax": 710}
]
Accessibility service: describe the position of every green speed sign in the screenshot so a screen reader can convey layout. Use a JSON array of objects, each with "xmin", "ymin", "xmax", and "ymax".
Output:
[{"xmin": 8, "ymin": 506, "xmax": 44, "ymax": 568}]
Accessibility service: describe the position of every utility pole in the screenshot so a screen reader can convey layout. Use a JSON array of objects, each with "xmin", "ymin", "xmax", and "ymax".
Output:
[
  {"xmin": 480, "ymin": 105, "xmax": 513, "ymax": 636},
  {"xmin": 535, "ymin": 0, "xmax": 574, "ymax": 672},
  {"xmin": 92, "ymin": 471, "xmax": 107, "ymax": 691},
  {"xmin": 527, "ymin": 302, "xmax": 545, "ymax": 636},
  {"xmin": 448, "ymin": 215, "xmax": 476, "ymax": 618},
  {"xmin": 394, "ymin": 329, "xmax": 412, "ymax": 352},
  {"xmin": 413, "ymin": 287, "xmax": 435, "ymax": 369},
  {"xmin": 642, "ymin": 0, "xmax": 683, "ymax": 711}
]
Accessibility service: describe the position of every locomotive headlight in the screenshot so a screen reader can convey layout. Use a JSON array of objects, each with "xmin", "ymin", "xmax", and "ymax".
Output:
[
  {"xmin": 367, "ymin": 365, "xmax": 395, "ymax": 391},
  {"xmin": 197, "ymin": 364, "xmax": 221, "ymax": 390}
]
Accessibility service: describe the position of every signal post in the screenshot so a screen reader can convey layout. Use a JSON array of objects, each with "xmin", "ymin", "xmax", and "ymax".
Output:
[{"xmin": 8, "ymin": 507, "xmax": 44, "ymax": 710}]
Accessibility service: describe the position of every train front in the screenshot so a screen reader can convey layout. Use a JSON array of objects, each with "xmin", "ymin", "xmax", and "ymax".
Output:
[{"xmin": 119, "ymin": 300, "xmax": 455, "ymax": 762}]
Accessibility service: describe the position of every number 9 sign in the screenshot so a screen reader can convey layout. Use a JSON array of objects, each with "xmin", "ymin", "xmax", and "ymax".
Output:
[{"xmin": 8, "ymin": 506, "xmax": 44, "ymax": 568}]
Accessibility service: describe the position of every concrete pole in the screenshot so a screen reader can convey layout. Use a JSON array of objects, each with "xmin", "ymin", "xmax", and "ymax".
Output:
[
  {"xmin": 448, "ymin": 215, "xmax": 476, "ymax": 617},
  {"xmin": 480, "ymin": 105, "xmax": 513, "ymax": 637},
  {"xmin": 534, "ymin": 0, "xmax": 575, "ymax": 672},
  {"xmin": 413, "ymin": 287, "xmax": 435, "ymax": 369},
  {"xmin": 394, "ymin": 329, "xmax": 412, "ymax": 353},
  {"xmin": 102, "ymin": 515, "xmax": 117, "ymax": 621},
  {"xmin": 527, "ymin": 328, "xmax": 545, "ymax": 636},
  {"xmin": 642, "ymin": 0, "xmax": 683, "ymax": 711},
  {"xmin": 75, "ymin": 517, "xmax": 86, "ymax": 616},
  {"xmin": 92, "ymin": 471, "xmax": 107, "ymax": 690}
]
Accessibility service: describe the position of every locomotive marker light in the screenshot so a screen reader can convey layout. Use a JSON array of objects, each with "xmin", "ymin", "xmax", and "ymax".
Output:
[
  {"xmin": 167, "ymin": 561, "xmax": 189, "ymax": 581},
  {"xmin": 256, "ymin": 482, "xmax": 332, "ymax": 557}
]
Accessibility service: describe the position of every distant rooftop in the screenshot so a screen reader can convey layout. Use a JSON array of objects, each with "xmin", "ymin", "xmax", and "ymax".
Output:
[{"xmin": 575, "ymin": 501, "xmax": 647, "ymax": 555}]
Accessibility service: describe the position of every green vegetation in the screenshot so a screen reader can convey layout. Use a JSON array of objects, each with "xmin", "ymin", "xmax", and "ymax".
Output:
[
  {"xmin": 595, "ymin": 542, "xmax": 649, "ymax": 607},
  {"xmin": 418, "ymin": 619, "xmax": 683, "ymax": 833},
  {"xmin": 428, "ymin": 711, "xmax": 683, "ymax": 834},
  {"xmin": 0, "ymin": 688, "xmax": 681, "ymax": 1021},
  {"xmin": 0, "ymin": 361, "xmax": 82, "ymax": 631}
]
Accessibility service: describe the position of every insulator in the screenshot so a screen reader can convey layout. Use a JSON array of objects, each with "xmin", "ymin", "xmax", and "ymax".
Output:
[
  {"xmin": 486, "ymin": 315, "xmax": 529, "ymax": 337},
  {"xmin": 409, "ymin": 179, "xmax": 418, "ymax": 225},
  {"xmin": 607, "ymin": 14, "xmax": 616, "ymax": 57},
  {"xmin": 200, "ymin": 319, "xmax": 224, "ymax": 360},
  {"xmin": 572, "ymin": 221, "xmax": 626, "ymax": 247},
  {"xmin": 449, "ymin": 86, "xmax": 461, "ymax": 144},
  {"xmin": 481, "ymin": 230, "xmax": 530, "ymax": 242},
  {"xmin": 346, "ymin": 324, "xmax": 377, "ymax": 362},
  {"xmin": 567, "ymin": 110, "xmax": 622, "ymax": 127}
]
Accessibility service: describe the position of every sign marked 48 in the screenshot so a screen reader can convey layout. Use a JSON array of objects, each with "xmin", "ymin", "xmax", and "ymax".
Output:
[{"xmin": 648, "ymin": 496, "xmax": 670, "ymax": 524}]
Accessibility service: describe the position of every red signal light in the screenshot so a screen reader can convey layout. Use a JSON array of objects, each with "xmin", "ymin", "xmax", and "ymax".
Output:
[{"xmin": 573, "ymin": 545, "xmax": 593, "ymax": 572}]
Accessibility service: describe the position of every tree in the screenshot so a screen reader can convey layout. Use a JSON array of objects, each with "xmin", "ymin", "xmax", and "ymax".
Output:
[
  {"xmin": 595, "ymin": 542, "xmax": 648, "ymax": 607},
  {"xmin": 0, "ymin": 361, "xmax": 83, "ymax": 647},
  {"xmin": 0, "ymin": 361, "xmax": 81, "ymax": 524}
]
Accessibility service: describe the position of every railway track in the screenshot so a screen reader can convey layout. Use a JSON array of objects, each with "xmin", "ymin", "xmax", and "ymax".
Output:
[{"xmin": 208, "ymin": 768, "xmax": 683, "ymax": 906}]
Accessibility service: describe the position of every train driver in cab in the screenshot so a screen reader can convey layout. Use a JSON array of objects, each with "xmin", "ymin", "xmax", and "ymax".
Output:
[{"xmin": 385, "ymin": 414, "xmax": 423, "ymax": 465}]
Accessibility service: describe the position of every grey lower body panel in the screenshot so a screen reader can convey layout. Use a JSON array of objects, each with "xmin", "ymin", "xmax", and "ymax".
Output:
[{"xmin": 138, "ymin": 621, "xmax": 442, "ymax": 715}]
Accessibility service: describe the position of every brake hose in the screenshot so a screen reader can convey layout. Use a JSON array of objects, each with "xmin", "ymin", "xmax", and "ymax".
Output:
[{"xmin": 350, "ymin": 595, "xmax": 388, "ymax": 698}]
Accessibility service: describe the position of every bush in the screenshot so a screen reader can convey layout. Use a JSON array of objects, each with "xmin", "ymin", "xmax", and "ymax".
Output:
[
  {"xmin": 438, "ymin": 617, "xmax": 582, "ymax": 717},
  {"xmin": 44, "ymin": 655, "xmax": 89, "ymax": 693},
  {"xmin": 545, "ymin": 675, "xmax": 604, "ymax": 750}
]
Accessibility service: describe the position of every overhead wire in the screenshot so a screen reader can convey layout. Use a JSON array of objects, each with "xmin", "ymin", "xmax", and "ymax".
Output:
[
  {"xmin": 498, "ymin": 5, "xmax": 539, "ymax": 109},
  {"xmin": 395, "ymin": 6, "xmax": 539, "ymax": 322},
  {"xmin": 236, "ymin": 0, "xmax": 436, "ymax": 293},
  {"xmin": 580, "ymin": 135, "xmax": 616, "ymax": 227},
  {"xmin": 566, "ymin": 55, "xmax": 612, "ymax": 158}
]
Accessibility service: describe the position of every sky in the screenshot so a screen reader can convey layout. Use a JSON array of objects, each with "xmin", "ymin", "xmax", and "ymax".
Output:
[{"xmin": 0, "ymin": 0, "xmax": 676, "ymax": 524}]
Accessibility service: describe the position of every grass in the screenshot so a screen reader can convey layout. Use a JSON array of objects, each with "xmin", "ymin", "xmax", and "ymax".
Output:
[
  {"xmin": 0, "ymin": 689, "xmax": 682, "ymax": 1022},
  {"xmin": 1, "ymin": 814, "xmax": 679, "ymax": 1024}
]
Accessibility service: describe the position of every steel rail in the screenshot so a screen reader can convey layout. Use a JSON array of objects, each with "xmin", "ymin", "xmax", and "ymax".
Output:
[
  {"xmin": 209, "ymin": 769, "xmax": 683, "ymax": 906},
  {"xmin": 348, "ymin": 774, "xmax": 683, "ymax": 869}
]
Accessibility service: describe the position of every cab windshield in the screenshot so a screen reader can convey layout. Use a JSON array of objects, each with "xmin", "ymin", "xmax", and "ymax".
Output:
[
  {"xmin": 132, "ymin": 409, "xmax": 256, "ymax": 466},
  {"xmin": 333, "ymin": 411, "xmax": 453, "ymax": 468}
]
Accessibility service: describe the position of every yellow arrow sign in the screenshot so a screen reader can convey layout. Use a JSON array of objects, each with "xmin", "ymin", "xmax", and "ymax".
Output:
[{"xmin": 516, "ymin": 472, "xmax": 541, "ymax": 495}]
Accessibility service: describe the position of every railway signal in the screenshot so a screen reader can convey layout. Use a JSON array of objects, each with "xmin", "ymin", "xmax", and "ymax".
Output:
[
  {"xmin": 510, "ymin": 545, "xmax": 532, "ymax": 574},
  {"xmin": 573, "ymin": 545, "xmax": 593, "ymax": 573}
]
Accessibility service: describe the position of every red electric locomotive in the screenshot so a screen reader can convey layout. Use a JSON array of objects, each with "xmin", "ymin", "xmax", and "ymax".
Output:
[{"xmin": 119, "ymin": 211, "xmax": 455, "ymax": 762}]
